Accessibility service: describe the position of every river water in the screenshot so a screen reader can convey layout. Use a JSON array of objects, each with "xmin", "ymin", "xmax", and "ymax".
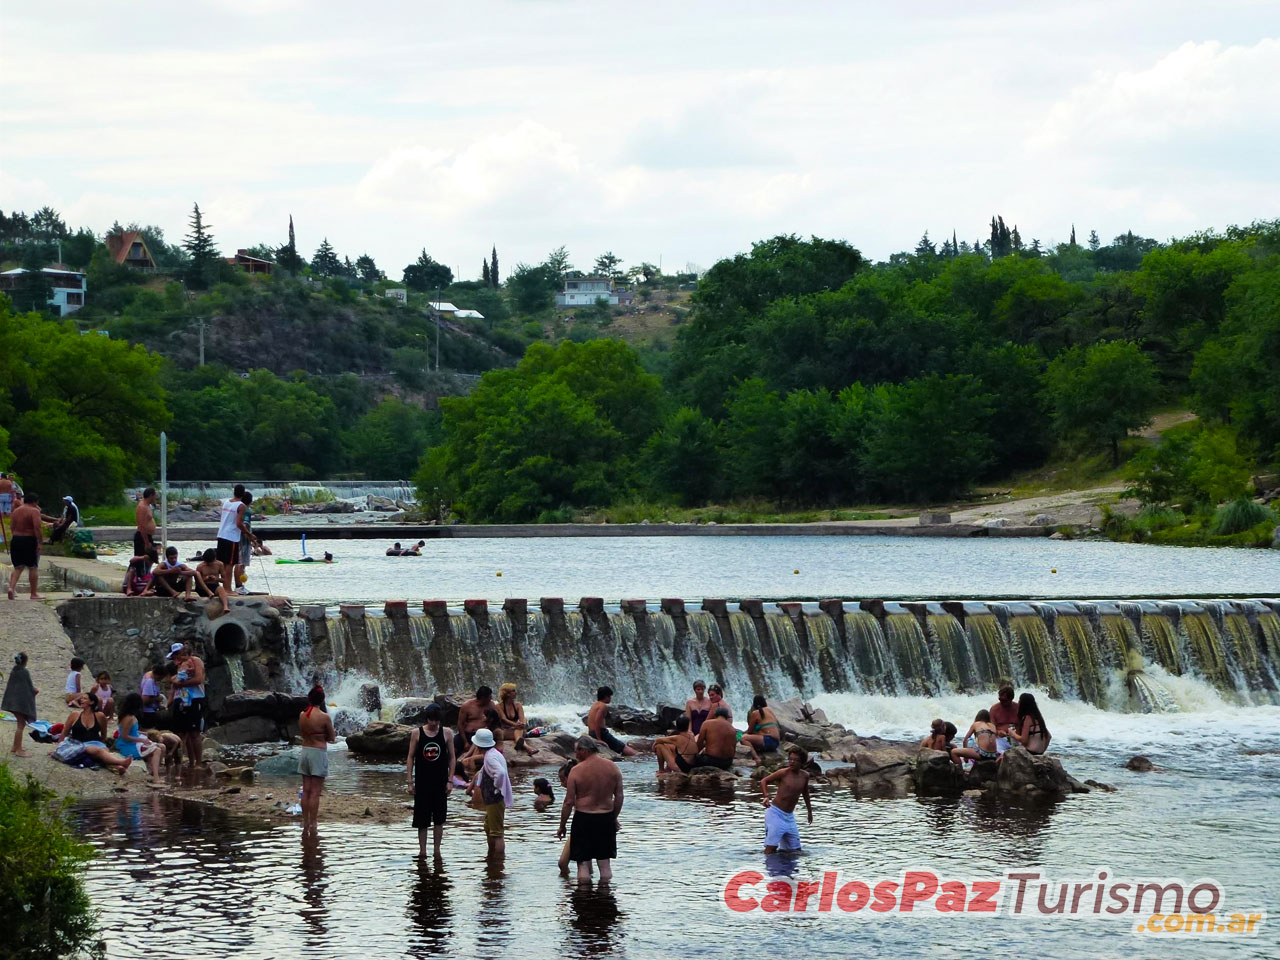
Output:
[
  {"xmin": 74, "ymin": 690, "xmax": 1278, "ymax": 960},
  {"xmin": 124, "ymin": 534, "xmax": 1280, "ymax": 603}
]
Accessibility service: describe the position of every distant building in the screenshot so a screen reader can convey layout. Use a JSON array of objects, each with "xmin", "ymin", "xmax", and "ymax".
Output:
[
  {"xmin": 0, "ymin": 266, "xmax": 87, "ymax": 316},
  {"xmin": 105, "ymin": 229, "xmax": 158, "ymax": 270},
  {"xmin": 384, "ymin": 287, "xmax": 407, "ymax": 302},
  {"xmin": 454, "ymin": 309, "xmax": 485, "ymax": 320},
  {"xmin": 427, "ymin": 300, "xmax": 460, "ymax": 313},
  {"xmin": 556, "ymin": 276, "xmax": 632, "ymax": 307},
  {"xmin": 427, "ymin": 300, "xmax": 484, "ymax": 320},
  {"xmin": 225, "ymin": 249, "xmax": 273, "ymax": 275}
]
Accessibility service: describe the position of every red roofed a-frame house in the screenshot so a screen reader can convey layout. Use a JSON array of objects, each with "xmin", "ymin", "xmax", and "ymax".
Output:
[{"xmin": 105, "ymin": 229, "xmax": 158, "ymax": 270}]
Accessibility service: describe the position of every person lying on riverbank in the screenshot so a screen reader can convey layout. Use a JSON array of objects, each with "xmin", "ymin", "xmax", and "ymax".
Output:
[
  {"xmin": 654, "ymin": 714, "xmax": 697, "ymax": 774},
  {"xmin": 587, "ymin": 687, "xmax": 637, "ymax": 757},
  {"xmin": 686, "ymin": 707, "xmax": 737, "ymax": 771},
  {"xmin": 742, "ymin": 695, "xmax": 781, "ymax": 764},
  {"xmin": 760, "ymin": 746, "xmax": 813, "ymax": 854},
  {"xmin": 1008, "ymin": 693, "xmax": 1051, "ymax": 755},
  {"xmin": 53, "ymin": 693, "xmax": 133, "ymax": 775},
  {"xmin": 950, "ymin": 709, "xmax": 999, "ymax": 765},
  {"xmin": 115, "ymin": 693, "xmax": 163, "ymax": 778},
  {"xmin": 3, "ymin": 652, "xmax": 39, "ymax": 758}
]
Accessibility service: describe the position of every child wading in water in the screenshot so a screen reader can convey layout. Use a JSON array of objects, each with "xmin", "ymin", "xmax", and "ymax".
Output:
[{"xmin": 759, "ymin": 746, "xmax": 814, "ymax": 853}]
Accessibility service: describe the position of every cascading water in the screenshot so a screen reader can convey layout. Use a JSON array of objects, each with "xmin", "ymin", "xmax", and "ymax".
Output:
[{"xmin": 281, "ymin": 597, "xmax": 1280, "ymax": 715}]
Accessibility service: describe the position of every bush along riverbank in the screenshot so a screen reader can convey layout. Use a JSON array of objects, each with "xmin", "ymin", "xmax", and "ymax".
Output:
[
  {"xmin": 1101, "ymin": 500, "xmax": 1279, "ymax": 548},
  {"xmin": 0, "ymin": 762, "xmax": 102, "ymax": 960}
]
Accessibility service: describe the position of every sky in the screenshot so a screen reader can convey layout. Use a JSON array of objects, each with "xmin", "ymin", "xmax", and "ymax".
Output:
[{"xmin": 2, "ymin": 1, "xmax": 1278, "ymax": 280}]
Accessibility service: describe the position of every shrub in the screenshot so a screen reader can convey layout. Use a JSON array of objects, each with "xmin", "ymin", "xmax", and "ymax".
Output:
[
  {"xmin": 1209, "ymin": 497, "xmax": 1275, "ymax": 535},
  {"xmin": 1133, "ymin": 504, "xmax": 1185, "ymax": 533},
  {"xmin": 0, "ymin": 763, "xmax": 101, "ymax": 959}
]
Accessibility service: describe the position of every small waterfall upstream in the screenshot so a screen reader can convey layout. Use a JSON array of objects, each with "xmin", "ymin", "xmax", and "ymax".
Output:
[{"xmin": 280, "ymin": 597, "xmax": 1280, "ymax": 713}]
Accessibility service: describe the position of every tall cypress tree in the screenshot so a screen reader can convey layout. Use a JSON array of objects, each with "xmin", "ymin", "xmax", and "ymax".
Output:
[
  {"xmin": 490, "ymin": 245, "xmax": 499, "ymax": 288},
  {"xmin": 951, "ymin": 229, "xmax": 958, "ymax": 258},
  {"xmin": 482, "ymin": 258, "xmax": 491, "ymax": 285},
  {"xmin": 183, "ymin": 202, "xmax": 220, "ymax": 289},
  {"xmin": 1070, "ymin": 224, "xmax": 1077, "ymax": 246},
  {"xmin": 277, "ymin": 213, "xmax": 304, "ymax": 273}
]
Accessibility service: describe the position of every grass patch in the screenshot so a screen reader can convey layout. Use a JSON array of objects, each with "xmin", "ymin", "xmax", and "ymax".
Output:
[
  {"xmin": 79, "ymin": 504, "xmax": 137, "ymax": 526},
  {"xmin": 1209, "ymin": 497, "xmax": 1275, "ymax": 536}
]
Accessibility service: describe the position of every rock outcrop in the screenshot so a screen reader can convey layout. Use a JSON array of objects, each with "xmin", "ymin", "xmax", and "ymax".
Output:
[
  {"xmin": 346, "ymin": 721, "xmax": 413, "ymax": 755},
  {"xmin": 995, "ymin": 746, "xmax": 1090, "ymax": 801}
]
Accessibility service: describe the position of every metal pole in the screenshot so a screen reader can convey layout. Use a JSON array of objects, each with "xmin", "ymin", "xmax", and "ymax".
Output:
[
  {"xmin": 434, "ymin": 285, "xmax": 441, "ymax": 371},
  {"xmin": 198, "ymin": 318, "xmax": 205, "ymax": 366},
  {"xmin": 159, "ymin": 432, "xmax": 168, "ymax": 554}
]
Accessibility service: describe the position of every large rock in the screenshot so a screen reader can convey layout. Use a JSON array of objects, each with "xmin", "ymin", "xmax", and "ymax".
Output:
[
  {"xmin": 849, "ymin": 738, "xmax": 916, "ymax": 798},
  {"xmin": 912, "ymin": 749, "xmax": 965, "ymax": 795},
  {"xmin": 392, "ymin": 698, "xmax": 437, "ymax": 727},
  {"xmin": 576, "ymin": 704, "xmax": 663, "ymax": 736},
  {"xmin": 218, "ymin": 690, "xmax": 281, "ymax": 722},
  {"xmin": 347, "ymin": 721, "xmax": 413, "ymax": 755},
  {"xmin": 1029, "ymin": 514, "xmax": 1057, "ymax": 526},
  {"xmin": 995, "ymin": 746, "xmax": 1073, "ymax": 801},
  {"xmin": 656, "ymin": 703, "xmax": 685, "ymax": 731},
  {"xmin": 1126, "ymin": 755, "xmax": 1155, "ymax": 771},
  {"xmin": 204, "ymin": 716, "xmax": 284, "ymax": 746},
  {"xmin": 433, "ymin": 694, "xmax": 465, "ymax": 728},
  {"xmin": 919, "ymin": 512, "xmax": 951, "ymax": 525},
  {"xmin": 359, "ymin": 683, "xmax": 381, "ymax": 713}
]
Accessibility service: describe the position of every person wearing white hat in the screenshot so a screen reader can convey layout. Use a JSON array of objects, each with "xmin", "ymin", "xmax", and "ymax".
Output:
[
  {"xmin": 50, "ymin": 495, "xmax": 79, "ymax": 543},
  {"xmin": 468, "ymin": 727, "xmax": 513, "ymax": 857}
]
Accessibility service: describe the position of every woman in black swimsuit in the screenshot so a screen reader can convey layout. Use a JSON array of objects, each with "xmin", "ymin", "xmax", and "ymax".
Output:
[
  {"xmin": 56, "ymin": 693, "xmax": 133, "ymax": 775},
  {"xmin": 497, "ymin": 683, "xmax": 535, "ymax": 755},
  {"xmin": 1009, "ymin": 693, "xmax": 1051, "ymax": 754}
]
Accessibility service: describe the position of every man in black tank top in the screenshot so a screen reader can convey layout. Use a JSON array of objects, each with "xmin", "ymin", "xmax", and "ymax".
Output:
[{"xmin": 406, "ymin": 703, "xmax": 455, "ymax": 859}]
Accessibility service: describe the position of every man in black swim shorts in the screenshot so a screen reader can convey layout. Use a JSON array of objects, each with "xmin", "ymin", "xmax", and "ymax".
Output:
[{"xmin": 558, "ymin": 737, "xmax": 624, "ymax": 884}]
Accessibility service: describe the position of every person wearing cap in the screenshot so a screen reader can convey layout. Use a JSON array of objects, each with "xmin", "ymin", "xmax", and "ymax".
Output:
[
  {"xmin": 558, "ymin": 736, "xmax": 624, "ymax": 883},
  {"xmin": 49, "ymin": 495, "xmax": 79, "ymax": 543},
  {"xmin": 467, "ymin": 727, "xmax": 512, "ymax": 858},
  {"xmin": 168, "ymin": 642, "xmax": 206, "ymax": 767}
]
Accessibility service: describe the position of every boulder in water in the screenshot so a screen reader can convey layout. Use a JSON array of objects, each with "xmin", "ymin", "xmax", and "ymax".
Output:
[
  {"xmin": 655, "ymin": 703, "xmax": 684, "ymax": 732},
  {"xmin": 392, "ymin": 698, "xmax": 436, "ymax": 727},
  {"xmin": 849, "ymin": 738, "xmax": 915, "ymax": 798},
  {"xmin": 912, "ymin": 748, "xmax": 966, "ymax": 796},
  {"xmin": 995, "ymin": 746, "xmax": 1073, "ymax": 801},
  {"xmin": 578, "ymin": 704, "xmax": 664, "ymax": 736},
  {"xmin": 204, "ymin": 716, "xmax": 283, "ymax": 746},
  {"xmin": 218, "ymin": 690, "xmax": 281, "ymax": 722},
  {"xmin": 347, "ymin": 721, "xmax": 413, "ymax": 755},
  {"xmin": 432, "ymin": 694, "xmax": 465, "ymax": 728},
  {"xmin": 359, "ymin": 683, "xmax": 382, "ymax": 714},
  {"xmin": 1125, "ymin": 755, "xmax": 1156, "ymax": 771}
]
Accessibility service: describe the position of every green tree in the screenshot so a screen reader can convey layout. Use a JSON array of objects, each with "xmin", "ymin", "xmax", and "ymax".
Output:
[
  {"xmin": 182, "ymin": 202, "xmax": 220, "ymax": 290},
  {"xmin": 490, "ymin": 245, "xmax": 500, "ymax": 287},
  {"xmin": 311, "ymin": 237, "xmax": 342, "ymax": 278},
  {"xmin": 594, "ymin": 251, "xmax": 623, "ymax": 280},
  {"xmin": 545, "ymin": 246, "xmax": 572, "ymax": 282},
  {"xmin": 403, "ymin": 249, "xmax": 452, "ymax": 291},
  {"xmin": 344, "ymin": 398, "xmax": 441, "ymax": 477},
  {"xmin": 640, "ymin": 406, "xmax": 721, "ymax": 504},
  {"xmin": 482, "ymin": 258, "xmax": 491, "ymax": 285},
  {"xmin": 507, "ymin": 262, "xmax": 558, "ymax": 313},
  {"xmin": 276, "ymin": 215, "xmax": 305, "ymax": 273},
  {"xmin": 1044, "ymin": 340, "xmax": 1160, "ymax": 465},
  {"xmin": 355, "ymin": 253, "xmax": 381, "ymax": 284}
]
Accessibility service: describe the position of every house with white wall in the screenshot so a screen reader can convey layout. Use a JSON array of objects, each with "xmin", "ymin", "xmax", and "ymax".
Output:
[
  {"xmin": 556, "ymin": 276, "xmax": 632, "ymax": 307},
  {"xmin": 0, "ymin": 266, "xmax": 87, "ymax": 316}
]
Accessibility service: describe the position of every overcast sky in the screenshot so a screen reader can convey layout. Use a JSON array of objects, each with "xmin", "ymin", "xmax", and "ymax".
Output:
[{"xmin": 3, "ymin": 1, "xmax": 1277, "ymax": 279}]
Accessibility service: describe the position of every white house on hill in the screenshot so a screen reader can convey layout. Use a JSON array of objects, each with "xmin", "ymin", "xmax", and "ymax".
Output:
[
  {"xmin": 556, "ymin": 277, "xmax": 633, "ymax": 307},
  {"xmin": 0, "ymin": 266, "xmax": 87, "ymax": 316}
]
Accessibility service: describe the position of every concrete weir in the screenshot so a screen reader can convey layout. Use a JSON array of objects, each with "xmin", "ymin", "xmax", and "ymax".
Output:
[{"xmin": 52, "ymin": 595, "xmax": 1280, "ymax": 747}]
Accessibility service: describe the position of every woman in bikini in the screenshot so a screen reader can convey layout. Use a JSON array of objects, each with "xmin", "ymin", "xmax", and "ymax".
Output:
[
  {"xmin": 497, "ymin": 683, "xmax": 535, "ymax": 755},
  {"xmin": 949, "ymin": 709, "xmax": 999, "ymax": 766},
  {"xmin": 1009, "ymin": 692, "xmax": 1052, "ymax": 754},
  {"xmin": 741, "ymin": 694, "xmax": 782, "ymax": 764},
  {"xmin": 55, "ymin": 693, "xmax": 133, "ymax": 775},
  {"xmin": 684, "ymin": 680, "xmax": 712, "ymax": 735}
]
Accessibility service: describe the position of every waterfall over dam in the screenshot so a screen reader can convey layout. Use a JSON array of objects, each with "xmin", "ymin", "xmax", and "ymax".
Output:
[{"xmin": 284, "ymin": 596, "xmax": 1280, "ymax": 712}]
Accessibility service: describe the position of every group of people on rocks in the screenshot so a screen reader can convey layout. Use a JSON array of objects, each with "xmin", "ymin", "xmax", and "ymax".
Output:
[
  {"xmin": 125, "ymin": 484, "xmax": 272, "ymax": 602},
  {"xmin": 1, "ymin": 644, "xmax": 206, "ymax": 779},
  {"xmin": 3, "ymin": 471, "xmax": 80, "ymax": 601},
  {"xmin": 920, "ymin": 685, "xmax": 1053, "ymax": 762}
]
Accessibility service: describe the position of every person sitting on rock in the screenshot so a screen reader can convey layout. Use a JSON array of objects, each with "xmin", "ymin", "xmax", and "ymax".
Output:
[
  {"xmin": 685, "ymin": 706, "xmax": 737, "ymax": 771},
  {"xmin": 152, "ymin": 546, "xmax": 198, "ymax": 600},
  {"xmin": 53, "ymin": 693, "xmax": 133, "ymax": 776},
  {"xmin": 497, "ymin": 683, "xmax": 535, "ymax": 755},
  {"xmin": 460, "ymin": 709, "xmax": 504, "ymax": 779},
  {"xmin": 950, "ymin": 709, "xmax": 999, "ymax": 766},
  {"xmin": 760, "ymin": 745, "xmax": 813, "ymax": 853},
  {"xmin": 654, "ymin": 714, "xmax": 698, "ymax": 775},
  {"xmin": 706, "ymin": 682, "xmax": 733, "ymax": 722},
  {"xmin": 741, "ymin": 695, "xmax": 781, "ymax": 764},
  {"xmin": 587, "ymin": 686, "xmax": 637, "ymax": 757},
  {"xmin": 1008, "ymin": 693, "xmax": 1051, "ymax": 755},
  {"xmin": 921, "ymin": 718, "xmax": 949, "ymax": 751},
  {"xmin": 193, "ymin": 548, "xmax": 231, "ymax": 612},
  {"xmin": 684, "ymin": 680, "xmax": 712, "ymax": 735},
  {"xmin": 88, "ymin": 671, "xmax": 116, "ymax": 719},
  {"xmin": 989, "ymin": 685, "xmax": 1019, "ymax": 751}
]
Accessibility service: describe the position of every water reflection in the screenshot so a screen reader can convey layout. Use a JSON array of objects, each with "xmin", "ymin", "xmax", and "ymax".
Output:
[
  {"xmin": 407, "ymin": 857, "xmax": 453, "ymax": 958},
  {"xmin": 564, "ymin": 884, "xmax": 624, "ymax": 958},
  {"xmin": 299, "ymin": 833, "xmax": 329, "ymax": 943}
]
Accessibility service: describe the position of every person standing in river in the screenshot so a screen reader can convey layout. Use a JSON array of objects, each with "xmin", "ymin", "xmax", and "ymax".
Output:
[
  {"xmin": 760, "ymin": 745, "xmax": 813, "ymax": 854},
  {"xmin": 298, "ymin": 685, "xmax": 336, "ymax": 839},
  {"xmin": 406, "ymin": 702, "xmax": 455, "ymax": 858},
  {"xmin": 559, "ymin": 736, "xmax": 624, "ymax": 883},
  {"xmin": 468, "ymin": 728, "xmax": 512, "ymax": 859}
]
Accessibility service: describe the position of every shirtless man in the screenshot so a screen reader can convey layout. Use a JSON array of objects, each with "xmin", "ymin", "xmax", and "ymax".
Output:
[
  {"xmin": 298, "ymin": 685, "xmax": 337, "ymax": 839},
  {"xmin": 654, "ymin": 714, "xmax": 698, "ymax": 774},
  {"xmin": 587, "ymin": 686, "xmax": 637, "ymax": 756},
  {"xmin": 7, "ymin": 493, "xmax": 46, "ymax": 600},
  {"xmin": 760, "ymin": 746, "xmax": 813, "ymax": 853},
  {"xmin": 194, "ymin": 548, "xmax": 231, "ymax": 612},
  {"xmin": 688, "ymin": 706, "xmax": 737, "ymax": 771},
  {"xmin": 153, "ymin": 546, "xmax": 198, "ymax": 600},
  {"xmin": 988, "ymin": 686, "xmax": 1019, "ymax": 752},
  {"xmin": 454, "ymin": 686, "xmax": 494, "ymax": 774},
  {"xmin": 558, "ymin": 737, "xmax": 624, "ymax": 883},
  {"xmin": 950, "ymin": 709, "xmax": 1000, "ymax": 766},
  {"xmin": 134, "ymin": 487, "xmax": 158, "ymax": 561}
]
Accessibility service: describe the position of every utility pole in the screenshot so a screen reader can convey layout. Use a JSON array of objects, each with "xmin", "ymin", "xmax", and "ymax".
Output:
[
  {"xmin": 197, "ymin": 317, "xmax": 206, "ymax": 366},
  {"xmin": 434, "ymin": 284, "xmax": 441, "ymax": 371}
]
